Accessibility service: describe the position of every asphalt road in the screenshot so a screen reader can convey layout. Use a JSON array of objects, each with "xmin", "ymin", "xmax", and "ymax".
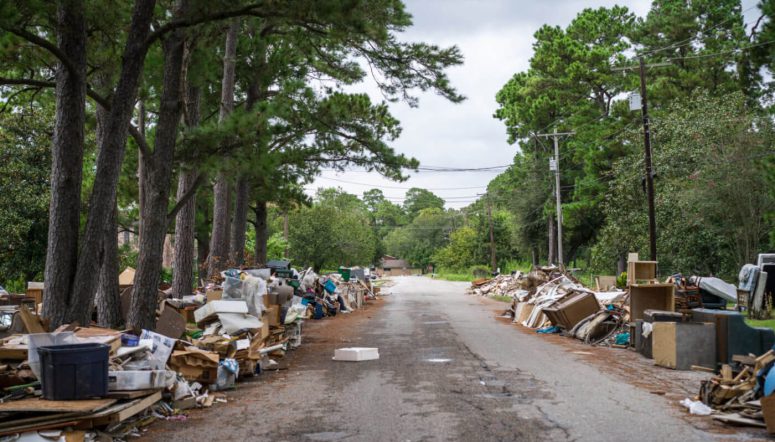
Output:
[{"xmin": 144, "ymin": 276, "xmax": 738, "ymax": 442}]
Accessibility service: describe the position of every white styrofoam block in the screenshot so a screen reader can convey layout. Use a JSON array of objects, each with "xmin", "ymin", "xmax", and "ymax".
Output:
[
  {"xmin": 194, "ymin": 300, "xmax": 248, "ymax": 323},
  {"xmin": 333, "ymin": 347, "xmax": 379, "ymax": 362}
]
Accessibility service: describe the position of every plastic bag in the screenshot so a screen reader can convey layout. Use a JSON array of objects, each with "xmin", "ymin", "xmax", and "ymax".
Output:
[
  {"xmin": 680, "ymin": 398, "xmax": 712, "ymax": 415},
  {"xmin": 241, "ymin": 275, "xmax": 267, "ymax": 317},
  {"xmin": 222, "ymin": 276, "xmax": 244, "ymax": 300}
]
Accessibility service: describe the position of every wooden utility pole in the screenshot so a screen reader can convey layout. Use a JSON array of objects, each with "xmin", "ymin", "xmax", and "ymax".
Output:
[
  {"xmin": 639, "ymin": 57, "xmax": 657, "ymax": 261},
  {"xmin": 487, "ymin": 196, "xmax": 496, "ymax": 273},
  {"xmin": 534, "ymin": 129, "xmax": 574, "ymax": 267},
  {"xmin": 613, "ymin": 60, "xmax": 670, "ymax": 261}
]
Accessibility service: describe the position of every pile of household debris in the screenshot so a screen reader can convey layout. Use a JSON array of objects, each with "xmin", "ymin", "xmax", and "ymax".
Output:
[
  {"xmin": 472, "ymin": 253, "xmax": 775, "ymax": 434},
  {"xmin": 471, "ymin": 266, "xmax": 627, "ymax": 344},
  {"xmin": 0, "ymin": 263, "xmax": 377, "ymax": 440}
]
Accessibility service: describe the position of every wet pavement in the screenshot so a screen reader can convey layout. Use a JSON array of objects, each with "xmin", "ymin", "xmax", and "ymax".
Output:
[{"xmin": 142, "ymin": 277, "xmax": 765, "ymax": 441}]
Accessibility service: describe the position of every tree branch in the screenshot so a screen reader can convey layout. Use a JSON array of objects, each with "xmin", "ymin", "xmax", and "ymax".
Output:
[
  {"xmin": 2, "ymin": 26, "xmax": 81, "ymax": 79},
  {"xmin": 0, "ymin": 77, "xmax": 150, "ymax": 156},
  {"xmin": 167, "ymin": 172, "xmax": 205, "ymax": 222},
  {"xmin": 145, "ymin": 3, "xmax": 268, "ymax": 47}
]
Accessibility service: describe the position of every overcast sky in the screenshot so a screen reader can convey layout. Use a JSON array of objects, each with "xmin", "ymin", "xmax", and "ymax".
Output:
[{"xmin": 307, "ymin": 0, "xmax": 758, "ymax": 209}]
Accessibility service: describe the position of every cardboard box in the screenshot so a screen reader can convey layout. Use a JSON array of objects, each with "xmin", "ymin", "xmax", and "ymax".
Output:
[
  {"xmin": 206, "ymin": 289, "xmax": 223, "ymax": 302},
  {"xmin": 653, "ymin": 322, "xmax": 716, "ymax": 370},
  {"xmin": 264, "ymin": 305, "xmax": 280, "ymax": 327},
  {"xmin": 629, "ymin": 284, "xmax": 674, "ymax": 322},
  {"xmin": 168, "ymin": 348, "xmax": 220, "ymax": 383},
  {"xmin": 194, "ymin": 300, "xmax": 248, "ymax": 323}
]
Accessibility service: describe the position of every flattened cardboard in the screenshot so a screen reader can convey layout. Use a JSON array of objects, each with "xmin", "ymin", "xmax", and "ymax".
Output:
[
  {"xmin": 155, "ymin": 306, "xmax": 186, "ymax": 339},
  {"xmin": 168, "ymin": 348, "xmax": 220, "ymax": 383}
]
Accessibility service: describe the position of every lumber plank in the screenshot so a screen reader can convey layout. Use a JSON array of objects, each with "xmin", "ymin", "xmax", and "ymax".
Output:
[
  {"xmin": 0, "ymin": 398, "xmax": 115, "ymax": 413},
  {"xmin": 18, "ymin": 306, "xmax": 45, "ymax": 334},
  {"xmin": 106, "ymin": 389, "xmax": 159, "ymax": 400},
  {"xmin": 90, "ymin": 391, "xmax": 161, "ymax": 426}
]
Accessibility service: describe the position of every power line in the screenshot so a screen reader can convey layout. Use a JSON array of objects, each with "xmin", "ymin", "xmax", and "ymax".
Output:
[
  {"xmin": 637, "ymin": 4, "xmax": 759, "ymax": 58},
  {"xmin": 312, "ymin": 176, "xmax": 487, "ymax": 190}
]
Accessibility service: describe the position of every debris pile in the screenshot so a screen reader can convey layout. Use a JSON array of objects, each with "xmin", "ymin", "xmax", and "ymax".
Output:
[
  {"xmin": 0, "ymin": 263, "xmax": 378, "ymax": 439},
  {"xmin": 471, "ymin": 253, "xmax": 775, "ymax": 436},
  {"xmin": 471, "ymin": 266, "xmax": 627, "ymax": 343},
  {"xmin": 692, "ymin": 350, "xmax": 775, "ymax": 430}
]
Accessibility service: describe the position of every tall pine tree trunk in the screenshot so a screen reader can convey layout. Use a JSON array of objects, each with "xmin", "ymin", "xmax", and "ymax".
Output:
[
  {"xmin": 42, "ymin": 0, "xmax": 87, "ymax": 326},
  {"xmin": 209, "ymin": 176, "xmax": 231, "ymax": 276},
  {"xmin": 127, "ymin": 10, "xmax": 187, "ymax": 330},
  {"xmin": 207, "ymin": 20, "xmax": 239, "ymax": 278},
  {"xmin": 172, "ymin": 86, "xmax": 200, "ymax": 298},
  {"xmin": 254, "ymin": 200, "xmax": 268, "ymax": 265},
  {"xmin": 230, "ymin": 177, "xmax": 249, "ymax": 265},
  {"xmin": 94, "ymin": 91, "xmax": 121, "ymax": 328},
  {"xmin": 64, "ymin": 0, "xmax": 156, "ymax": 327},
  {"xmin": 96, "ymin": 204, "xmax": 121, "ymax": 327}
]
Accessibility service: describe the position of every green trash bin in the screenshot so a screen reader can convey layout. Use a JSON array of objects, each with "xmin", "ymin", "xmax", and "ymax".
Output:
[{"xmin": 338, "ymin": 267, "xmax": 351, "ymax": 282}]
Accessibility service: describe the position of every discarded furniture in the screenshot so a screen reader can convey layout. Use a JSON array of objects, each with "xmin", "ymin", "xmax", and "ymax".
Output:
[
  {"xmin": 691, "ymin": 308, "xmax": 775, "ymax": 365},
  {"xmin": 634, "ymin": 309, "xmax": 683, "ymax": 359},
  {"xmin": 543, "ymin": 291, "xmax": 600, "ymax": 330},
  {"xmin": 629, "ymin": 283, "xmax": 675, "ymax": 322},
  {"xmin": 627, "ymin": 261, "xmax": 657, "ymax": 285},
  {"xmin": 652, "ymin": 321, "xmax": 716, "ymax": 370},
  {"xmin": 595, "ymin": 276, "xmax": 617, "ymax": 291},
  {"xmin": 25, "ymin": 282, "xmax": 44, "ymax": 308}
]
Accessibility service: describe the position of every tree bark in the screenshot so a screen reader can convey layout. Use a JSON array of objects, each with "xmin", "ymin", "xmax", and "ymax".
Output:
[
  {"xmin": 209, "ymin": 175, "xmax": 231, "ymax": 276},
  {"xmin": 172, "ymin": 86, "xmax": 200, "ymax": 298},
  {"xmin": 42, "ymin": 0, "xmax": 87, "ymax": 327},
  {"xmin": 254, "ymin": 200, "xmax": 268, "ymax": 265},
  {"xmin": 230, "ymin": 177, "xmax": 249, "ymax": 265},
  {"xmin": 127, "ymin": 7, "xmax": 187, "ymax": 330},
  {"xmin": 94, "ymin": 90, "xmax": 121, "ymax": 328},
  {"xmin": 65, "ymin": 0, "xmax": 156, "ymax": 327},
  {"xmin": 207, "ymin": 20, "xmax": 239, "ymax": 278},
  {"xmin": 96, "ymin": 204, "xmax": 121, "ymax": 327}
]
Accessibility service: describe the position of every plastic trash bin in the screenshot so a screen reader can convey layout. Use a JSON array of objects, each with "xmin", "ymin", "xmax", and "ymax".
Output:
[{"xmin": 38, "ymin": 343, "xmax": 109, "ymax": 400}]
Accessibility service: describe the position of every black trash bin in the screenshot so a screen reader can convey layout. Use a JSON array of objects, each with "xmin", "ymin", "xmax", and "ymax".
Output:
[{"xmin": 37, "ymin": 343, "xmax": 109, "ymax": 400}]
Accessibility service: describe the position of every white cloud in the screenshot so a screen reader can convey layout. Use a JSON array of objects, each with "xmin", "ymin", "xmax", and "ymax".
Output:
[{"xmin": 309, "ymin": 0, "xmax": 756, "ymax": 209}]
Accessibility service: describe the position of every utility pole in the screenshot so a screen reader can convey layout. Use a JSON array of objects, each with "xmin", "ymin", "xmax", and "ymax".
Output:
[
  {"xmin": 534, "ymin": 129, "xmax": 574, "ymax": 267},
  {"xmin": 638, "ymin": 57, "xmax": 657, "ymax": 261},
  {"xmin": 613, "ymin": 60, "xmax": 670, "ymax": 261},
  {"xmin": 487, "ymin": 195, "xmax": 496, "ymax": 273}
]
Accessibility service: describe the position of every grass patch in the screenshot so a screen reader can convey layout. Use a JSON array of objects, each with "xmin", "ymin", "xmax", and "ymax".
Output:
[
  {"xmin": 745, "ymin": 317, "xmax": 775, "ymax": 332},
  {"xmin": 491, "ymin": 295, "xmax": 512, "ymax": 303},
  {"xmin": 431, "ymin": 273, "xmax": 475, "ymax": 282}
]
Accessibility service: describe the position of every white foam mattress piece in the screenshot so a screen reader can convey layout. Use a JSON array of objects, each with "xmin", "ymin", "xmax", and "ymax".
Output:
[
  {"xmin": 333, "ymin": 347, "xmax": 379, "ymax": 362},
  {"xmin": 194, "ymin": 300, "xmax": 248, "ymax": 323}
]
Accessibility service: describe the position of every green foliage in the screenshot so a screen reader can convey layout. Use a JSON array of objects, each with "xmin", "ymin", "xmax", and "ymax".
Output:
[
  {"xmin": 403, "ymin": 188, "xmax": 444, "ymax": 219},
  {"xmin": 0, "ymin": 106, "xmax": 52, "ymax": 285},
  {"xmin": 288, "ymin": 188, "xmax": 375, "ymax": 271},
  {"xmin": 384, "ymin": 207, "xmax": 456, "ymax": 268},
  {"xmin": 591, "ymin": 92, "xmax": 775, "ymax": 279},
  {"xmin": 432, "ymin": 226, "xmax": 477, "ymax": 271}
]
